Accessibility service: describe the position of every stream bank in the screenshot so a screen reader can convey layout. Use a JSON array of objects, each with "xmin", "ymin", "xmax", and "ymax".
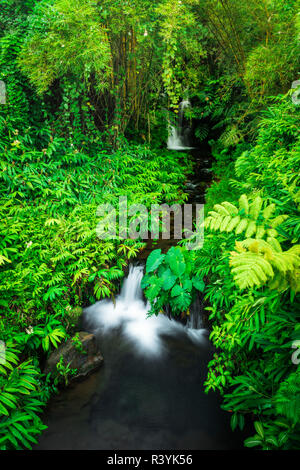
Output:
[
  {"xmin": 36, "ymin": 265, "xmax": 244, "ymax": 451},
  {"xmin": 34, "ymin": 145, "xmax": 245, "ymax": 451},
  {"xmin": 138, "ymin": 146, "xmax": 213, "ymax": 261}
]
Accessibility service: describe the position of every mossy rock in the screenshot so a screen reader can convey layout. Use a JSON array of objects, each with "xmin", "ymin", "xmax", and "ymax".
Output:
[{"xmin": 44, "ymin": 332, "xmax": 103, "ymax": 385}]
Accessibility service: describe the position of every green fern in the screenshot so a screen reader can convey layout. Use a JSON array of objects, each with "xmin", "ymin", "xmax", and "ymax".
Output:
[
  {"xmin": 274, "ymin": 369, "xmax": 300, "ymax": 425},
  {"xmin": 229, "ymin": 239, "xmax": 300, "ymax": 290},
  {"xmin": 219, "ymin": 125, "xmax": 241, "ymax": 147},
  {"xmin": 0, "ymin": 346, "xmax": 47, "ymax": 450},
  {"xmin": 205, "ymin": 194, "xmax": 288, "ymax": 240}
]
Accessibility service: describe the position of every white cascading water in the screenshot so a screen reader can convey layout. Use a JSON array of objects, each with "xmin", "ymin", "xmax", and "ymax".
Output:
[
  {"xmin": 84, "ymin": 265, "xmax": 207, "ymax": 357},
  {"xmin": 167, "ymin": 99, "xmax": 194, "ymax": 150}
]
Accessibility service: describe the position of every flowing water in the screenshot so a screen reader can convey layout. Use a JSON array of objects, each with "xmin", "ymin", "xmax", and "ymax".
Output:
[
  {"xmin": 36, "ymin": 265, "xmax": 243, "ymax": 450},
  {"xmin": 84, "ymin": 265, "xmax": 207, "ymax": 358},
  {"xmin": 35, "ymin": 113, "xmax": 243, "ymax": 450},
  {"xmin": 167, "ymin": 99, "xmax": 195, "ymax": 150}
]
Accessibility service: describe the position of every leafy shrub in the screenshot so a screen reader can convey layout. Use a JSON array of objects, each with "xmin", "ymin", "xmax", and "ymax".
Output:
[
  {"xmin": 149, "ymin": 97, "xmax": 300, "ymax": 449},
  {"xmin": 0, "ymin": 346, "xmax": 48, "ymax": 450},
  {"xmin": 196, "ymin": 98, "xmax": 300, "ymax": 449},
  {"xmin": 142, "ymin": 247, "xmax": 205, "ymax": 317}
]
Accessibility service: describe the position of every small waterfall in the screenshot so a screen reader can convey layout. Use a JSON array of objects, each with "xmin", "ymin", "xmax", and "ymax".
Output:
[
  {"xmin": 186, "ymin": 294, "xmax": 203, "ymax": 330},
  {"xmin": 84, "ymin": 265, "xmax": 206, "ymax": 357},
  {"xmin": 167, "ymin": 99, "xmax": 194, "ymax": 150},
  {"xmin": 120, "ymin": 265, "xmax": 144, "ymax": 304}
]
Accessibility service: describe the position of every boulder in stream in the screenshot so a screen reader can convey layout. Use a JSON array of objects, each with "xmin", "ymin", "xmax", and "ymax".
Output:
[{"xmin": 44, "ymin": 332, "xmax": 103, "ymax": 385}]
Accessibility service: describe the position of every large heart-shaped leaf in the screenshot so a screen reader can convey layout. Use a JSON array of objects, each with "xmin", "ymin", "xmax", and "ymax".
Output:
[
  {"xmin": 171, "ymin": 284, "xmax": 192, "ymax": 312},
  {"xmin": 146, "ymin": 249, "xmax": 165, "ymax": 274},
  {"xmin": 145, "ymin": 276, "xmax": 163, "ymax": 301},
  {"xmin": 161, "ymin": 268, "xmax": 177, "ymax": 291},
  {"xmin": 183, "ymin": 279, "xmax": 193, "ymax": 292},
  {"xmin": 167, "ymin": 247, "xmax": 186, "ymax": 278},
  {"xmin": 141, "ymin": 274, "xmax": 152, "ymax": 289},
  {"xmin": 193, "ymin": 278, "xmax": 205, "ymax": 292}
]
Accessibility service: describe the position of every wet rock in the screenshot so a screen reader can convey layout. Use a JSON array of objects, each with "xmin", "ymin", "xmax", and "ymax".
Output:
[
  {"xmin": 44, "ymin": 332, "xmax": 103, "ymax": 384},
  {"xmin": 185, "ymin": 182, "xmax": 198, "ymax": 190}
]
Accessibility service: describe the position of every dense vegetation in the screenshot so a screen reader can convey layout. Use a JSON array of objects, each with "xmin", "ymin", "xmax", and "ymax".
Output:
[{"xmin": 0, "ymin": 0, "xmax": 299, "ymax": 450}]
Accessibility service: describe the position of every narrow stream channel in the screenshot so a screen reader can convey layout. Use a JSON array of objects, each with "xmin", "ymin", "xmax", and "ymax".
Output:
[
  {"xmin": 35, "ymin": 147, "xmax": 244, "ymax": 450},
  {"xmin": 36, "ymin": 265, "xmax": 242, "ymax": 450}
]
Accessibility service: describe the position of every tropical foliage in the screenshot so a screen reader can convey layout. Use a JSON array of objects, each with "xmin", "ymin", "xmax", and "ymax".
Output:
[
  {"xmin": 142, "ymin": 247, "xmax": 205, "ymax": 316},
  {"xmin": 189, "ymin": 98, "xmax": 299, "ymax": 449}
]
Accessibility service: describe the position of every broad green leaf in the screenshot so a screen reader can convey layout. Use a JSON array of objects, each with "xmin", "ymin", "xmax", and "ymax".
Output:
[
  {"xmin": 145, "ymin": 277, "xmax": 163, "ymax": 301},
  {"xmin": 146, "ymin": 249, "xmax": 165, "ymax": 274},
  {"xmin": 193, "ymin": 278, "xmax": 205, "ymax": 292},
  {"xmin": 244, "ymin": 437, "xmax": 262, "ymax": 448},
  {"xmin": 254, "ymin": 421, "xmax": 264, "ymax": 439},
  {"xmin": 167, "ymin": 247, "xmax": 186, "ymax": 278},
  {"xmin": 183, "ymin": 279, "xmax": 192, "ymax": 292},
  {"xmin": 161, "ymin": 268, "xmax": 177, "ymax": 291}
]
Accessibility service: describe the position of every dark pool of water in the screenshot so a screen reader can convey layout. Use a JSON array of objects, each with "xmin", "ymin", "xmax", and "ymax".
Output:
[{"xmin": 36, "ymin": 328, "xmax": 243, "ymax": 450}]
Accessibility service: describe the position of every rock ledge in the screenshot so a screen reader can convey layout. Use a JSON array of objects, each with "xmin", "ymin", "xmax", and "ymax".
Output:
[{"xmin": 44, "ymin": 331, "xmax": 103, "ymax": 384}]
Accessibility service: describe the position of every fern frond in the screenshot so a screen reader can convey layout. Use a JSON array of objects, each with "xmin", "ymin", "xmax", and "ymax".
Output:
[
  {"xmin": 239, "ymin": 194, "xmax": 249, "ymax": 216},
  {"xmin": 205, "ymin": 194, "xmax": 290, "ymax": 240},
  {"xmin": 229, "ymin": 239, "xmax": 300, "ymax": 290}
]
